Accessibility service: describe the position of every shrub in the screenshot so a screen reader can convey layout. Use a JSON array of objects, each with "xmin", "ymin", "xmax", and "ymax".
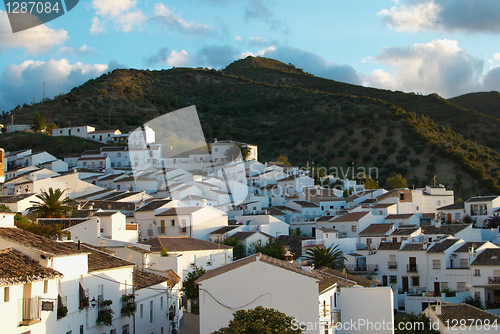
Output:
[
  {"xmin": 350, "ymin": 138, "xmax": 358, "ymax": 144},
  {"xmin": 362, "ymin": 140, "xmax": 370, "ymax": 147},
  {"xmin": 426, "ymin": 164, "xmax": 436, "ymax": 172},
  {"xmin": 386, "ymin": 145, "xmax": 396, "ymax": 154},
  {"xmin": 409, "ymin": 158, "xmax": 420, "ymax": 167},
  {"xmin": 429, "ymin": 156, "xmax": 437, "ymax": 163},
  {"xmin": 382, "ymin": 138, "xmax": 393, "ymax": 147},
  {"xmin": 348, "ymin": 150, "xmax": 359, "ymax": 159},
  {"xmin": 370, "ymin": 146, "xmax": 379, "ymax": 154},
  {"xmin": 362, "ymin": 154, "xmax": 372, "ymax": 163},
  {"xmin": 396, "ymin": 153, "xmax": 408, "ymax": 163}
]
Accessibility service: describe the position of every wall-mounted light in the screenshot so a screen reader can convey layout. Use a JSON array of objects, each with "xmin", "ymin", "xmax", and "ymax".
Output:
[{"xmin": 90, "ymin": 297, "xmax": 97, "ymax": 308}]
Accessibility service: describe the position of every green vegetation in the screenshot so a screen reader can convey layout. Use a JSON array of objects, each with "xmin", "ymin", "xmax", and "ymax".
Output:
[
  {"xmin": 2, "ymin": 56, "xmax": 500, "ymax": 198},
  {"xmin": 304, "ymin": 244, "xmax": 346, "ymax": 270},
  {"xmin": 250, "ymin": 239, "xmax": 286, "ymax": 260},
  {"xmin": 215, "ymin": 235, "xmax": 246, "ymax": 260},
  {"xmin": 212, "ymin": 306, "xmax": 304, "ymax": 334},
  {"xmin": 27, "ymin": 188, "xmax": 75, "ymax": 218},
  {"xmin": 394, "ymin": 313, "xmax": 439, "ymax": 333},
  {"xmin": 386, "ymin": 174, "xmax": 409, "ymax": 190},
  {"xmin": 183, "ymin": 266, "xmax": 206, "ymax": 300}
]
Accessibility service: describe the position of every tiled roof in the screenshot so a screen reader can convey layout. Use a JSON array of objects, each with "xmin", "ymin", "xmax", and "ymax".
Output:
[
  {"xmin": 385, "ymin": 214, "xmax": 414, "ymax": 220},
  {"xmin": 400, "ymin": 243, "xmax": 426, "ymax": 251},
  {"xmin": 139, "ymin": 237, "xmax": 232, "ymax": 252},
  {"xmin": 315, "ymin": 269, "xmax": 356, "ymax": 292},
  {"xmin": 277, "ymin": 174, "xmax": 305, "ymax": 182},
  {"xmin": 391, "ymin": 227, "xmax": 420, "ymax": 235},
  {"xmin": 318, "ymin": 228, "xmax": 338, "ymax": 233},
  {"xmin": 437, "ymin": 202, "xmax": 465, "ymax": 210},
  {"xmin": 0, "ymin": 194, "xmax": 35, "ymax": 203},
  {"xmin": 454, "ymin": 241, "xmax": 486, "ymax": 253},
  {"xmin": 330, "ymin": 211, "xmax": 369, "ymax": 222},
  {"xmin": 98, "ymin": 191, "xmax": 128, "ymax": 200},
  {"xmin": 0, "ymin": 227, "xmax": 86, "ymax": 256},
  {"xmin": 195, "ymin": 253, "xmax": 319, "ymax": 284},
  {"xmin": 373, "ymin": 203, "xmax": 396, "ymax": 208},
  {"xmin": 155, "ymin": 207, "xmax": 202, "ymax": 216},
  {"xmin": 316, "ymin": 267, "xmax": 372, "ymax": 288},
  {"xmin": 261, "ymin": 207, "xmax": 285, "ymax": 216},
  {"xmin": 466, "ymin": 196, "xmax": 499, "ymax": 203},
  {"xmin": 273, "ymin": 206, "xmax": 301, "ymax": 213},
  {"xmin": 135, "ymin": 199, "xmax": 172, "ymax": 212},
  {"xmin": 133, "ymin": 269, "xmax": 169, "ymax": 290},
  {"xmin": 67, "ymin": 243, "xmax": 133, "ymax": 272},
  {"xmin": 37, "ymin": 218, "xmax": 92, "ymax": 230},
  {"xmin": 422, "ymin": 213, "xmax": 436, "ymax": 219},
  {"xmin": 98, "ymin": 174, "xmax": 122, "ymax": 181},
  {"xmin": 209, "ymin": 226, "xmax": 239, "ymax": 235},
  {"xmin": 359, "ymin": 223, "xmax": 394, "ymax": 237},
  {"xmin": 0, "ymin": 248, "xmax": 63, "ymax": 287},
  {"xmin": 100, "ymin": 146, "xmax": 128, "ymax": 152},
  {"xmin": 421, "ymin": 224, "xmax": 471, "ymax": 236},
  {"xmin": 94, "ymin": 211, "xmax": 119, "ymax": 217},
  {"xmin": 378, "ymin": 242, "xmax": 402, "ymax": 250},
  {"xmin": 105, "ymin": 192, "xmax": 142, "ymax": 201},
  {"xmin": 430, "ymin": 303, "xmax": 500, "ymax": 326},
  {"xmin": 292, "ymin": 200, "xmax": 320, "ymax": 208},
  {"xmin": 114, "ymin": 176, "xmax": 156, "ymax": 182},
  {"xmin": 316, "ymin": 215, "xmax": 333, "ymax": 222},
  {"xmin": 74, "ymin": 189, "xmax": 115, "ymax": 201},
  {"xmin": 80, "ymin": 200, "xmax": 135, "ymax": 211},
  {"xmin": 427, "ymin": 239, "xmax": 460, "ymax": 253},
  {"xmin": 471, "ymin": 248, "xmax": 500, "ymax": 266}
]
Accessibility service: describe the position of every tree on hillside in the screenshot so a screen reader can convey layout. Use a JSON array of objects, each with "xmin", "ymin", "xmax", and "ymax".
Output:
[
  {"xmin": 250, "ymin": 238, "xmax": 285, "ymax": 260},
  {"xmin": 386, "ymin": 174, "xmax": 408, "ymax": 190},
  {"xmin": 276, "ymin": 155, "xmax": 292, "ymax": 166},
  {"xmin": 214, "ymin": 235, "xmax": 246, "ymax": 260},
  {"xmin": 212, "ymin": 306, "xmax": 305, "ymax": 334},
  {"xmin": 27, "ymin": 188, "xmax": 75, "ymax": 218},
  {"xmin": 32, "ymin": 110, "xmax": 46, "ymax": 132},
  {"xmin": 304, "ymin": 244, "xmax": 346, "ymax": 270},
  {"xmin": 224, "ymin": 144, "xmax": 251, "ymax": 161},
  {"xmin": 183, "ymin": 266, "xmax": 206, "ymax": 300}
]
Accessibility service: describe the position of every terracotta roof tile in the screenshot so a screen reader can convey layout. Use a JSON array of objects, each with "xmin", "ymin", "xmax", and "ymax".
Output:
[
  {"xmin": 139, "ymin": 237, "xmax": 232, "ymax": 252},
  {"xmin": 155, "ymin": 207, "xmax": 202, "ymax": 216},
  {"xmin": 316, "ymin": 267, "xmax": 372, "ymax": 288},
  {"xmin": 471, "ymin": 248, "xmax": 500, "ymax": 266},
  {"xmin": 133, "ymin": 269, "xmax": 169, "ymax": 290},
  {"xmin": 421, "ymin": 224, "xmax": 471, "ymax": 236},
  {"xmin": 430, "ymin": 303, "xmax": 500, "ymax": 325},
  {"xmin": 330, "ymin": 211, "xmax": 369, "ymax": 222},
  {"xmin": 427, "ymin": 239, "xmax": 459, "ymax": 253},
  {"xmin": 377, "ymin": 242, "xmax": 402, "ymax": 250},
  {"xmin": 0, "ymin": 248, "xmax": 63, "ymax": 287},
  {"xmin": 454, "ymin": 242, "xmax": 486, "ymax": 253},
  {"xmin": 135, "ymin": 199, "xmax": 172, "ymax": 212},
  {"xmin": 391, "ymin": 227, "xmax": 420, "ymax": 235},
  {"xmin": 359, "ymin": 223, "xmax": 394, "ymax": 237}
]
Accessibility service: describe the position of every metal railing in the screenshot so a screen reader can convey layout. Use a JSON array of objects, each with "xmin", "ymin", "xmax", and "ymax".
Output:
[
  {"xmin": 488, "ymin": 277, "xmax": 500, "ymax": 284},
  {"xmin": 302, "ymin": 239, "xmax": 325, "ymax": 248},
  {"xmin": 345, "ymin": 264, "xmax": 378, "ymax": 272},
  {"xmin": 407, "ymin": 264, "xmax": 418, "ymax": 273},
  {"xmin": 147, "ymin": 229, "xmax": 153, "ymax": 236},
  {"xmin": 388, "ymin": 262, "xmax": 398, "ymax": 269},
  {"xmin": 339, "ymin": 232, "xmax": 347, "ymax": 238}
]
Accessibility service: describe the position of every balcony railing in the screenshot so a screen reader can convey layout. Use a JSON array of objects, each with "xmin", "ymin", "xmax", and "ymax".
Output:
[
  {"xmin": 19, "ymin": 296, "xmax": 41, "ymax": 326},
  {"xmin": 388, "ymin": 262, "xmax": 398, "ymax": 269},
  {"xmin": 339, "ymin": 232, "xmax": 347, "ymax": 238},
  {"xmin": 345, "ymin": 264, "xmax": 378, "ymax": 272},
  {"xmin": 488, "ymin": 277, "xmax": 500, "ymax": 284},
  {"xmin": 407, "ymin": 264, "xmax": 418, "ymax": 273},
  {"xmin": 302, "ymin": 239, "xmax": 325, "ymax": 248}
]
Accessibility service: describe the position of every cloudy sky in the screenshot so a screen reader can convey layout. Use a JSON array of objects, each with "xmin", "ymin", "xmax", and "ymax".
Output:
[{"xmin": 1, "ymin": 0, "xmax": 500, "ymax": 112}]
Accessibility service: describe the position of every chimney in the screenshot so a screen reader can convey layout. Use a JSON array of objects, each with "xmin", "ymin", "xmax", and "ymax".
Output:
[
  {"xmin": 283, "ymin": 246, "xmax": 294, "ymax": 263},
  {"xmin": 78, "ymin": 240, "xmax": 81, "ymax": 250},
  {"xmin": 32, "ymin": 174, "xmax": 37, "ymax": 181},
  {"xmin": 435, "ymin": 300, "xmax": 442, "ymax": 315},
  {"xmin": 435, "ymin": 219, "xmax": 441, "ymax": 228}
]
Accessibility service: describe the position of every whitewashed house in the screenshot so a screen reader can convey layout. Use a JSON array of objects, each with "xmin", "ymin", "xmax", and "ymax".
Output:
[
  {"xmin": 87, "ymin": 129, "xmax": 122, "ymax": 143},
  {"xmin": 52, "ymin": 126, "xmax": 95, "ymax": 138},
  {"xmin": 464, "ymin": 196, "xmax": 500, "ymax": 227}
]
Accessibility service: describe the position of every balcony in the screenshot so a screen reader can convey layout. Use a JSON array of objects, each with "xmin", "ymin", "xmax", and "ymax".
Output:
[
  {"xmin": 388, "ymin": 262, "xmax": 398, "ymax": 270},
  {"xmin": 345, "ymin": 264, "xmax": 378, "ymax": 272},
  {"xmin": 302, "ymin": 239, "xmax": 325, "ymax": 248},
  {"xmin": 488, "ymin": 277, "xmax": 500, "ymax": 284},
  {"xmin": 407, "ymin": 264, "xmax": 418, "ymax": 273},
  {"xmin": 19, "ymin": 297, "xmax": 41, "ymax": 326},
  {"xmin": 339, "ymin": 232, "xmax": 347, "ymax": 238}
]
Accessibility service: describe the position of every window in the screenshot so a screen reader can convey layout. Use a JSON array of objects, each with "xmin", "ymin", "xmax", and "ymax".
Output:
[
  {"xmin": 455, "ymin": 213, "xmax": 461, "ymax": 221},
  {"xmin": 83, "ymin": 162, "xmax": 87, "ymax": 167},
  {"xmin": 366, "ymin": 238, "xmax": 372, "ymax": 244},
  {"xmin": 110, "ymin": 330, "xmax": 116, "ymax": 334},
  {"xmin": 460, "ymin": 258, "xmax": 468, "ymax": 268},
  {"xmin": 140, "ymin": 303, "xmax": 143, "ymax": 318},
  {"xmin": 433, "ymin": 260, "xmax": 441, "ymax": 270},
  {"xmin": 400, "ymin": 193, "xmax": 405, "ymax": 201},
  {"xmin": 117, "ymin": 153, "xmax": 121, "ymax": 158},
  {"xmin": 44, "ymin": 280, "xmax": 48, "ymax": 294},
  {"xmin": 390, "ymin": 276, "xmax": 397, "ymax": 283},
  {"xmin": 190, "ymin": 255, "xmax": 196, "ymax": 266},
  {"xmin": 351, "ymin": 225, "xmax": 357, "ymax": 232},
  {"xmin": 379, "ymin": 210, "xmax": 383, "ymax": 215},
  {"xmin": 437, "ymin": 200, "xmax": 441, "ymax": 206},
  {"xmin": 4, "ymin": 287, "xmax": 9, "ymax": 302},
  {"xmin": 150, "ymin": 300, "xmax": 153, "ymax": 323},
  {"xmin": 99, "ymin": 161, "xmax": 103, "ymax": 167},
  {"xmin": 77, "ymin": 129, "xmax": 80, "ymax": 132},
  {"xmin": 457, "ymin": 282, "xmax": 466, "ymax": 291},
  {"xmin": 416, "ymin": 206, "xmax": 419, "ymax": 211},
  {"xmin": 475, "ymin": 291, "xmax": 481, "ymax": 300},
  {"xmin": 80, "ymin": 325, "xmax": 84, "ymax": 334},
  {"xmin": 207, "ymin": 254, "xmax": 213, "ymax": 266},
  {"xmin": 412, "ymin": 277, "xmax": 420, "ymax": 286},
  {"xmin": 161, "ymin": 328, "xmax": 164, "ymax": 334},
  {"xmin": 98, "ymin": 284, "xmax": 103, "ymax": 303},
  {"xmin": 222, "ymin": 253, "xmax": 226, "ymax": 265},
  {"xmin": 117, "ymin": 185, "xmax": 121, "ymax": 190},
  {"xmin": 171, "ymin": 219, "xmax": 175, "ymax": 227},
  {"xmin": 160, "ymin": 296, "xmax": 163, "ymax": 310},
  {"xmin": 474, "ymin": 269, "xmax": 481, "ymax": 277},
  {"xmin": 117, "ymin": 162, "xmax": 121, "ymax": 167},
  {"xmin": 441, "ymin": 282, "xmax": 448, "ymax": 290},
  {"xmin": 122, "ymin": 325, "xmax": 129, "ymax": 334}
]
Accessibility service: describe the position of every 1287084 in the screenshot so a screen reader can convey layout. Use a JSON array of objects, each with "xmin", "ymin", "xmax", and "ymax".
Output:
[{"xmin": 5, "ymin": 2, "xmax": 60, "ymax": 14}]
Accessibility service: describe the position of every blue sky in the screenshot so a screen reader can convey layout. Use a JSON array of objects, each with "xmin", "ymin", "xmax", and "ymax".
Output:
[{"xmin": 1, "ymin": 0, "xmax": 500, "ymax": 112}]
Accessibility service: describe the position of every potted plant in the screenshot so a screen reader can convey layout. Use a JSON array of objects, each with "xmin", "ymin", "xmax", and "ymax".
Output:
[
  {"xmin": 100, "ymin": 299, "xmax": 113, "ymax": 308},
  {"xmin": 121, "ymin": 294, "xmax": 136, "ymax": 318},
  {"xmin": 79, "ymin": 296, "xmax": 89, "ymax": 309},
  {"xmin": 57, "ymin": 305, "xmax": 68, "ymax": 319},
  {"xmin": 96, "ymin": 309, "xmax": 114, "ymax": 326}
]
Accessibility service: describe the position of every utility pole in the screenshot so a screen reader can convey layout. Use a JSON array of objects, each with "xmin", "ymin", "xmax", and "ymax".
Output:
[
  {"xmin": 10, "ymin": 114, "xmax": 14, "ymax": 126},
  {"xmin": 42, "ymin": 82, "xmax": 46, "ymax": 101}
]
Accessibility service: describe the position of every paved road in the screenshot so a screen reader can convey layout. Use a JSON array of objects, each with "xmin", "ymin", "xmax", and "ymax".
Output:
[{"xmin": 178, "ymin": 312, "xmax": 200, "ymax": 334}]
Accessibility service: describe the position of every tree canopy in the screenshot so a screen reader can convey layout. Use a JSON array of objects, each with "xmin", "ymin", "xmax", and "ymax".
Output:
[
  {"xmin": 31, "ymin": 110, "xmax": 46, "ymax": 132},
  {"xmin": 212, "ymin": 306, "xmax": 304, "ymax": 334},
  {"xmin": 27, "ymin": 188, "xmax": 75, "ymax": 218},
  {"xmin": 386, "ymin": 174, "xmax": 408, "ymax": 190},
  {"xmin": 214, "ymin": 235, "xmax": 246, "ymax": 260},
  {"xmin": 304, "ymin": 244, "xmax": 346, "ymax": 270},
  {"xmin": 183, "ymin": 266, "xmax": 206, "ymax": 300},
  {"xmin": 250, "ymin": 238, "xmax": 285, "ymax": 260}
]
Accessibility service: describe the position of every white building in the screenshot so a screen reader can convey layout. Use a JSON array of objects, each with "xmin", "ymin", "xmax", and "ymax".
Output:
[
  {"xmin": 52, "ymin": 126, "xmax": 95, "ymax": 138},
  {"xmin": 464, "ymin": 196, "xmax": 500, "ymax": 227},
  {"xmin": 6, "ymin": 124, "xmax": 31, "ymax": 133}
]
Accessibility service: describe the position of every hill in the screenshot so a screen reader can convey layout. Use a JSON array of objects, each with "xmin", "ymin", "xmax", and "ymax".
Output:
[
  {"xmin": 1, "ymin": 56, "xmax": 500, "ymax": 199},
  {"xmin": 448, "ymin": 91, "xmax": 500, "ymax": 119}
]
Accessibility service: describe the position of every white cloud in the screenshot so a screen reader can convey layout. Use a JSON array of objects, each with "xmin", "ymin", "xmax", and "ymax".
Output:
[
  {"xmin": 365, "ymin": 39, "xmax": 484, "ymax": 97},
  {"xmin": 0, "ymin": 10, "xmax": 68, "ymax": 54},
  {"xmin": 151, "ymin": 3, "xmax": 213, "ymax": 37},
  {"xmin": 0, "ymin": 59, "xmax": 108, "ymax": 111},
  {"xmin": 165, "ymin": 50, "xmax": 195, "ymax": 67},
  {"xmin": 90, "ymin": 0, "xmax": 144, "ymax": 32},
  {"xmin": 378, "ymin": 1, "xmax": 440, "ymax": 33},
  {"xmin": 91, "ymin": 0, "xmax": 137, "ymax": 18},
  {"xmin": 495, "ymin": 53, "xmax": 500, "ymax": 62},
  {"xmin": 57, "ymin": 45, "xmax": 97, "ymax": 57},
  {"xmin": 235, "ymin": 35, "xmax": 243, "ymax": 42},
  {"xmin": 379, "ymin": 0, "xmax": 500, "ymax": 34},
  {"xmin": 90, "ymin": 16, "xmax": 106, "ymax": 34}
]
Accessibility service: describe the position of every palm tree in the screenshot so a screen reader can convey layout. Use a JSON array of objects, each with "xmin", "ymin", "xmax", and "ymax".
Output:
[
  {"xmin": 304, "ymin": 244, "xmax": 346, "ymax": 270},
  {"xmin": 27, "ymin": 188, "xmax": 75, "ymax": 218}
]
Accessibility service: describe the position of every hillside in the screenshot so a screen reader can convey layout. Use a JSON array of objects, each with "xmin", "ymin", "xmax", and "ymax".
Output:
[
  {"xmin": 448, "ymin": 91, "xmax": 500, "ymax": 119},
  {"xmin": 1, "ymin": 57, "xmax": 500, "ymax": 199}
]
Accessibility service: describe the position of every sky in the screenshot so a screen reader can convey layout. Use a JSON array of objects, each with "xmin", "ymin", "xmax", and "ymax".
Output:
[{"xmin": 1, "ymin": 0, "xmax": 500, "ymax": 113}]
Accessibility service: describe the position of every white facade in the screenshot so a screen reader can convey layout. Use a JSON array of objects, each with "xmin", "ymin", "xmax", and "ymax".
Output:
[
  {"xmin": 52, "ymin": 126, "xmax": 95, "ymax": 138},
  {"xmin": 6, "ymin": 124, "xmax": 31, "ymax": 133}
]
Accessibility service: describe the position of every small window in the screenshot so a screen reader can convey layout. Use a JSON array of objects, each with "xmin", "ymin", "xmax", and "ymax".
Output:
[
  {"xmin": 122, "ymin": 325, "xmax": 129, "ymax": 334},
  {"xmin": 150, "ymin": 300, "xmax": 153, "ymax": 323},
  {"xmin": 390, "ymin": 276, "xmax": 397, "ymax": 283},
  {"xmin": 117, "ymin": 153, "xmax": 121, "ymax": 158},
  {"xmin": 160, "ymin": 296, "xmax": 163, "ymax": 310},
  {"xmin": 412, "ymin": 277, "xmax": 419, "ymax": 286},
  {"xmin": 474, "ymin": 269, "xmax": 481, "ymax": 277},
  {"xmin": 44, "ymin": 280, "xmax": 48, "ymax": 294},
  {"xmin": 437, "ymin": 200, "xmax": 441, "ymax": 206},
  {"xmin": 190, "ymin": 255, "xmax": 196, "ymax": 266},
  {"xmin": 171, "ymin": 219, "xmax": 175, "ymax": 227},
  {"xmin": 400, "ymin": 193, "xmax": 405, "ymax": 201},
  {"xmin": 80, "ymin": 324, "xmax": 84, "ymax": 334},
  {"xmin": 140, "ymin": 303, "xmax": 143, "ymax": 318},
  {"xmin": 351, "ymin": 225, "xmax": 357, "ymax": 232},
  {"xmin": 457, "ymin": 282, "xmax": 466, "ymax": 291},
  {"xmin": 433, "ymin": 260, "xmax": 441, "ymax": 270},
  {"xmin": 4, "ymin": 287, "xmax": 9, "ymax": 302},
  {"xmin": 77, "ymin": 129, "xmax": 80, "ymax": 132}
]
